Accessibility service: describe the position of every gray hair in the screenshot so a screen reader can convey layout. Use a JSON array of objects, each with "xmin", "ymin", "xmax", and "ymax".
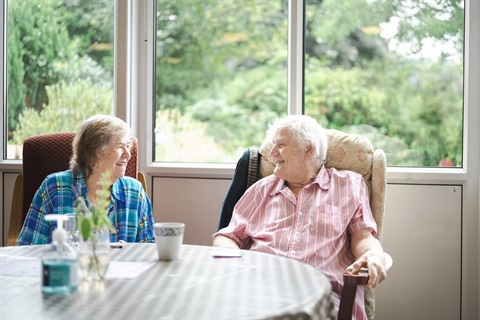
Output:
[
  {"xmin": 70, "ymin": 115, "xmax": 131, "ymax": 178},
  {"xmin": 265, "ymin": 115, "xmax": 327, "ymax": 168}
]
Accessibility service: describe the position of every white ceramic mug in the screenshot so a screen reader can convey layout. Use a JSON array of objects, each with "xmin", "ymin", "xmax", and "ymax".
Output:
[{"xmin": 154, "ymin": 222, "xmax": 185, "ymax": 261}]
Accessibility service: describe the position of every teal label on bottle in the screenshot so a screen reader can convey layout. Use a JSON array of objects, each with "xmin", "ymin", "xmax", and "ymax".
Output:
[{"xmin": 42, "ymin": 261, "xmax": 71, "ymax": 287}]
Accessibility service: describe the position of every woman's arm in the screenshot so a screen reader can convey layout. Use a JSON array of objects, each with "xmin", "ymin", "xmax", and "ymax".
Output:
[
  {"xmin": 213, "ymin": 235, "xmax": 240, "ymax": 249},
  {"xmin": 16, "ymin": 181, "xmax": 53, "ymax": 245},
  {"xmin": 136, "ymin": 187, "xmax": 155, "ymax": 243},
  {"xmin": 348, "ymin": 228, "xmax": 393, "ymax": 288}
]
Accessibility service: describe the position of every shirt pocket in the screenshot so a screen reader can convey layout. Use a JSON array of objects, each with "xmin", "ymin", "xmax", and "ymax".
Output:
[{"xmin": 310, "ymin": 203, "xmax": 347, "ymax": 238}]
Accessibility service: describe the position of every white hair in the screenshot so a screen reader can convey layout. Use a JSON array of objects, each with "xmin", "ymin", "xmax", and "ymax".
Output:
[{"xmin": 265, "ymin": 115, "xmax": 328, "ymax": 168}]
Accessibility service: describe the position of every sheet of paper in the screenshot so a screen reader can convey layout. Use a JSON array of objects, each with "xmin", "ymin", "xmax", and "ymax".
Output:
[
  {"xmin": 105, "ymin": 261, "xmax": 156, "ymax": 279},
  {"xmin": 208, "ymin": 248, "xmax": 242, "ymax": 258},
  {"xmin": 0, "ymin": 256, "xmax": 155, "ymax": 280},
  {"xmin": 0, "ymin": 257, "xmax": 41, "ymax": 277}
]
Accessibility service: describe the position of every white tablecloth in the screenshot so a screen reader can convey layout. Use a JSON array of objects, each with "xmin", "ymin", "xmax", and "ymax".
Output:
[{"xmin": 0, "ymin": 243, "xmax": 335, "ymax": 319}]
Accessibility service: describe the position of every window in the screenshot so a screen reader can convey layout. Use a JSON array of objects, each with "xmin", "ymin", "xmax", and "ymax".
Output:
[
  {"xmin": 155, "ymin": 0, "xmax": 464, "ymax": 168},
  {"xmin": 304, "ymin": 0, "xmax": 464, "ymax": 167},
  {"xmin": 4, "ymin": 0, "xmax": 115, "ymax": 160},
  {"xmin": 3, "ymin": 0, "xmax": 467, "ymax": 168},
  {"xmin": 154, "ymin": 0, "xmax": 288, "ymax": 163}
]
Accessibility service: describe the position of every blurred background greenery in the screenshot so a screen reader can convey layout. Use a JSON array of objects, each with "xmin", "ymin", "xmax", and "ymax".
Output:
[{"xmin": 6, "ymin": 0, "xmax": 464, "ymax": 167}]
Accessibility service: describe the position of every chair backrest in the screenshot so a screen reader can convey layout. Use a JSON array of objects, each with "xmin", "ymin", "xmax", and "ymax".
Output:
[
  {"xmin": 219, "ymin": 128, "xmax": 387, "ymax": 319},
  {"xmin": 7, "ymin": 132, "xmax": 143, "ymax": 246}
]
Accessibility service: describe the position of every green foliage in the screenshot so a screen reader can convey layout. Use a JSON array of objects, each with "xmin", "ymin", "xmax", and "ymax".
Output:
[
  {"xmin": 74, "ymin": 170, "xmax": 116, "ymax": 243},
  {"xmin": 394, "ymin": 0, "xmax": 464, "ymax": 56},
  {"xmin": 152, "ymin": 0, "xmax": 464, "ymax": 166},
  {"xmin": 7, "ymin": 0, "xmax": 465, "ymax": 167},
  {"xmin": 7, "ymin": 0, "xmax": 113, "ymax": 134},
  {"xmin": 305, "ymin": 0, "xmax": 393, "ymax": 67},
  {"xmin": 154, "ymin": 64, "xmax": 288, "ymax": 162},
  {"xmin": 11, "ymin": 80, "xmax": 113, "ymax": 145},
  {"xmin": 156, "ymin": 0, "xmax": 287, "ymax": 109},
  {"xmin": 7, "ymin": 0, "xmax": 71, "ymax": 131},
  {"xmin": 7, "ymin": 17, "xmax": 26, "ymax": 133},
  {"xmin": 155, "ymin": 107, "xmax": 237, "ymax": 162},
  {"xmin": 305, "ymin": 65, "xmax": 389, "ymax": 128},
  {"xmin": 58, "ymin": 0, "xmax": 114, "ymax": 73},
  {"xmin": 186, "ymin": 65, "xmax": 287, "ymax": 154},
  {"xmin": 304, "ymin": 55, "xmax": 463, "ymax": 166},
  {"xmin": 54, "ymin": 43, "xmax": 112, "ymax": 85}
]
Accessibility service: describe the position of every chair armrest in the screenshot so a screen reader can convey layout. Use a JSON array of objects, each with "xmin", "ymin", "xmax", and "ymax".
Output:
[
  {"xmin": 344, "ymin": 270, "xmax": 369, "ymax": 285},
  {"xmin": 338, "ymin": 270, "xmax": 369, "ymax": 320},
  {"xmin": 137, "ymin": 171, "xmax": 147, "ymax": 193},
  {"xmin": 7, "ymin": 174, "xmax": 24, "ymax": 246}
]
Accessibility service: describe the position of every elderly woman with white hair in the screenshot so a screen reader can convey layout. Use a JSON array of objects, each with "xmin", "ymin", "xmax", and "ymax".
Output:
[{"xmin": 213, "ymin": 115, "xmax": 392, "ymax": 320}]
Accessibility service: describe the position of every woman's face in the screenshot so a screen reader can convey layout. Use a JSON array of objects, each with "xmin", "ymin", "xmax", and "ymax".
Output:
[
  {"xmin": 95, "ymin": 135, "xmax": 132, "ymax": 181},
  {"xmin": 269, "ymin": 128, "xmax": 311, "ymax": 184}
]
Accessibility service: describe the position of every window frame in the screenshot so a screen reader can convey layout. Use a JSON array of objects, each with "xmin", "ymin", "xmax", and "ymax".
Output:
[
  {"xmin": 0, "ymin": 2, "xmax": 475, "ymax": 179},
  {"xmin": 138, "ymin": 0, "xmax": 476, "ymax": 185}
]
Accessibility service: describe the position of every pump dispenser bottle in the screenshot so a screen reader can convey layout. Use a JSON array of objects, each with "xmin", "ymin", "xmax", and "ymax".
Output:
[{"xmin": 42, "ymin": 214, "xmax": 80, "ymax": 294}]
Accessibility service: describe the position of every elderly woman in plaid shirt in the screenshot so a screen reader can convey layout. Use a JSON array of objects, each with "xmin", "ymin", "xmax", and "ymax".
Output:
[{"xmin": 17, "ymin": 115, "xmax": 155, "ymax": 245}]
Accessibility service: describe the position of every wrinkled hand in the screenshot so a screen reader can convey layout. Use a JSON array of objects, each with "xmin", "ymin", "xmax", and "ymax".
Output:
[{"xmin": 346, "ymin": 251, "xmax": 393, "ymax": 288}]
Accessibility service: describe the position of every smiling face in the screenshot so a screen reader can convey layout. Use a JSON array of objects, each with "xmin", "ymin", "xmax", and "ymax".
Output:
[
  {"xmin": 95, "ymin": 135, "xmax": 132, "ymax": 182},
  {"xmin": 269, "ymin": 128, "xmax": 313, "ymax": 185}
]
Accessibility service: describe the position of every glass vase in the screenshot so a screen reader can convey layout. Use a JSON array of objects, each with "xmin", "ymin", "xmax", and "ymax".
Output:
[{"xmin": 78, "ymin": 228, "xmax": 111, "ymax": 281}]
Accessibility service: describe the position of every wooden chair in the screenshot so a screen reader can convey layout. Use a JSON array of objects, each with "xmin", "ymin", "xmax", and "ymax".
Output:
[
  {"xmin": 218, "ymin": 128, "xmax": 387, "ymax": 320},
  {"xmin": 7, "ymin": 132, "xmax": 147, "ymax": 246}
]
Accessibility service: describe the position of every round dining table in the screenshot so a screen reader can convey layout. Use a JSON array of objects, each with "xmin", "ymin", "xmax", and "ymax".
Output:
[{"xmin": 0, "ymin": 243, "xmax": 335, "ymax": 319}]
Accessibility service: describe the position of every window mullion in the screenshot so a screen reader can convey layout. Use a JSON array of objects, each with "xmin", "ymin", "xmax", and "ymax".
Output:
[{"xmin": 288, "ymin": 0, "xmax": 304, "ymax": 115}]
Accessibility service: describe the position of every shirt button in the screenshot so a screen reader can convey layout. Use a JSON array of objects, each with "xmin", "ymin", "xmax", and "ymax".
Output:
[{"xmin": 298, "ymin": 212, "xmax": 303, "ymax": 216}]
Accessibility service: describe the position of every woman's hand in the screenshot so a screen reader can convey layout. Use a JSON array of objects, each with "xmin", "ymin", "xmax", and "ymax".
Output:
[{"xmin": 347, "ymin": 250, "xmax": 393, "ymax": 288}]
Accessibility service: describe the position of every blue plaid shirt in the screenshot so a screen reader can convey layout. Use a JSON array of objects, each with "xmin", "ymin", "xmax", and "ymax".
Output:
[{"xmin": 17, "ymin": 170, "xmax": 155, "ymax": 245}]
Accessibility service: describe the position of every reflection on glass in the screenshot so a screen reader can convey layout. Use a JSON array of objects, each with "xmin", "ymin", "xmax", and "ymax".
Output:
[
  {"xmin": 304, "ymin": 0, "xmax": 464, "ymax": 167},
  {"xmin": 6, "ymin": 0, "xmax": 115, "ymax": 160},
  {"xmin": 65, "ymin": 214, "xmax": 79, "ymax": 248},
  {"xmin": 155, "ymin": 0, "xmax": 288, "ymax": 163}
]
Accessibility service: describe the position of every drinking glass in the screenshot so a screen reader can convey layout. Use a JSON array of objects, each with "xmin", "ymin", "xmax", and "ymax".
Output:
[{"xmin": 65, "ymin": 214, "xmax": 79, "ymax": 248}]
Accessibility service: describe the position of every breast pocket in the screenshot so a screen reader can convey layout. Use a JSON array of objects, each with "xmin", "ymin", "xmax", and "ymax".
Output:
[{"xmin": 309, "ymin": 203, "xmax": 347, "ymax": 238}]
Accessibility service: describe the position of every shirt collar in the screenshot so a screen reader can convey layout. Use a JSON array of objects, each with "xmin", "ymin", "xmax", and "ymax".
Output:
[
  {"xmin": 72, "ymin": 169, "xmax": 123, "ymax": 203},
  {"xmin": 72, "ymin": 169, "xmax": 88, "ymax": 198},
  {"xmin": 316, "ymin": 165, "xmax": 331, "ymax": 191},
  {"xmin": 111, "ymin": 179, "xmax": 124, "ymax": 202},
  {"xmin": 271, "ymin": 165, "xmax": 331, "ymax": 195}
]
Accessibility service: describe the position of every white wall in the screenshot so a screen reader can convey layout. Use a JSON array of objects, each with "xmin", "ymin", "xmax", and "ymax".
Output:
[
  {"xmin": 152, "ymin": 177, "xmax": 231, "ymax": 245},
  {"xmin": 376, "ymin": 184, "xmax": 461, "ymax": 319}
]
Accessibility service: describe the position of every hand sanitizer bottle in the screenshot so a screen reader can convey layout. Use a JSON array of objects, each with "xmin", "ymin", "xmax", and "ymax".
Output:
[{"xmin": 42, "ymin": 214, "xmax": 80, "ymax": 294}]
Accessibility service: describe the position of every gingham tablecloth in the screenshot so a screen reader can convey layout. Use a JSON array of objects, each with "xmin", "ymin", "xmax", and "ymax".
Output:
[{"xmin": 0, "ymin": 243, "xmax": 335, "ymax": 320}]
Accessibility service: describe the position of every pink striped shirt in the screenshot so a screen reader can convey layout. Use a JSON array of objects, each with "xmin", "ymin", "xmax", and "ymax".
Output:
[{"xmin": 213, "ymin": 165, "xmax": 377, "ymax": 320}]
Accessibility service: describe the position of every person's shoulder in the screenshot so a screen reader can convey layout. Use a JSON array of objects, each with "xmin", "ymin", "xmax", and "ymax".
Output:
[
  {"xmin": 327, "ymin": 166, "xmax": 363, "ymax": 181},
  {"xmin": 259, "ymin": 173, "xmax": 278, "ymax": 183},
  {"xmin": 44, "ymin": 169, "xmax": 74, "ymax": 184},
  {"xmin": 116, "ymin": 176, "xmax": 143, "ymax": 190},
  {"xmin": 249, "ymin": 173, "xmax": 280, "ymax": 193}
]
